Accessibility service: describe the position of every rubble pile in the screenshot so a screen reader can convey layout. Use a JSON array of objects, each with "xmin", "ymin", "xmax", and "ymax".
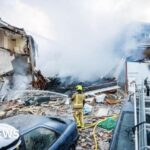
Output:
[
  {"xmin": 77, "ymin": 127, "xmax": 112, "ymax": 150},
  {"xmin": 77, "ymin": 89, "xmax": 125, "ymax": 150},
  {"xmin": 0, "ymin": 100, "xmax": 73, "ymax": 119},
  {"xmin": 76, "ymin": 102, "xmax": 124, "ymax": 149},
  {"xmin": 0, "ymin": 89, "xmax": 125, "ymax": 150}
]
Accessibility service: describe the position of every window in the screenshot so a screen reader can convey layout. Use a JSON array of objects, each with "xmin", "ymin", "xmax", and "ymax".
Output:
[{"xmin": 23, "ymin": 127, "xmax": 58, "ymax": 150}]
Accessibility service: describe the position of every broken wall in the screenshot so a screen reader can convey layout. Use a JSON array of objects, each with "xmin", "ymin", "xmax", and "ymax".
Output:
[
  {"xmin": 0, "ymin": 29, "xmax": 27, "ymax": 55},
  {"xmin": 0, "ymin": 48, "xmax": 14, "ymax": 75},
  {"xmin": 0, "ymin": 19, "xmax": 37, "ymax": 95}
]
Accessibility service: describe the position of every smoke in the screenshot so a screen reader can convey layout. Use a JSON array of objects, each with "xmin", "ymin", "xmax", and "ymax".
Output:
[
  {"xmin": 0, "ymin": 56, "xmax": 32, "ymax": 101},
  {"xmin": 0, "ymin": 0, "xmax": 150, "ymax": 81},
  {"xmin": 12, "ymin": 56, "xmax": 32, "ymax": 90}
]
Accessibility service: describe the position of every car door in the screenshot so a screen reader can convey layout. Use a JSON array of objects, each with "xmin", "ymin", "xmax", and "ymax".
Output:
[{"xmin": 22, "ymin": 127, "xmax": 59, "ymax": 150}]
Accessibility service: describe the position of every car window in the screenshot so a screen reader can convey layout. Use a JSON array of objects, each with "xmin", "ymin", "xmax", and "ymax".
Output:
[{"xmin": 23, "ymin": 127, "xmax": 58, "ymax": 150}]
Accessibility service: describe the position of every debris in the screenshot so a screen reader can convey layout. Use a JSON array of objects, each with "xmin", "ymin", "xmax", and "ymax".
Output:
[
  {"xmin": 95, "ymin": 108, "xmax": 109, "ymax": 117},
  {"xmin": 95, "ymin": 94, "xmax": 106, "ymax": 103},
  {"xmin": 106, "ymin": 94, "xmax": 118, "ymax": 99},
  {"xmin": 0, "ymin": 111, "xmax": 6, "ymax": 119},
  {"xmin": 32, "ymin": 70, "xmax": 48, "ymax": 90},
  {"xmin": 65, "ymin": 98, "xmax": 70, "ymax": 105},
  {"xmin": 84, "ymin": 103, "xmax": 92, "ymax": 115},
  {"xmin": 6, "ymin": 109, "xmax": 18, "ymax": 118},
  {"xmin": 0, "ymin": 88, "xmax": 125, "ymax": 150},
  {"xmin": 98, "ymin": 141, "xmax": 110, "ymax": 150},
  {"xmin": 85, "ymin": 97, "xmax": 95, "ymax": 103},
  {"xmin": 0, "ymin": 18, "xmax": 37, "ymax": 97},
  {"xmin": 105, "ymin": 99, "xmax": 121, "ymax": 105},
  {"xmin": 105, "ymin": 94, "xmax": 121, "ymax": 105}
]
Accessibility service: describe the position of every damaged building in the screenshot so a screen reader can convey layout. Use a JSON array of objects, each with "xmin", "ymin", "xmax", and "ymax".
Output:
[
  {"xmin": 126, "ymin": 23, "xmax": 150, "ymax": 93},
  {"xmin": 0, "ymin": 18, "xmax": 36, "ymax": 98}
]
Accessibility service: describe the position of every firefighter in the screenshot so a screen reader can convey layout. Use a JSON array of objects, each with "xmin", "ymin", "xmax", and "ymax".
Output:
[{"xmin": 71, "ymin": 85, "xmax": 85, "ymax": 128}]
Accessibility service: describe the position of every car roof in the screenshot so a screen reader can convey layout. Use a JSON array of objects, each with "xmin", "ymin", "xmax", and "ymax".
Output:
[{"xmin": 0, "ymin": 115, "xmax": 69, "ymax": 134}]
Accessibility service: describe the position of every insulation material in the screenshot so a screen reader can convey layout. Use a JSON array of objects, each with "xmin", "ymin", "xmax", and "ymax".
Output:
[{"xmin": 0, "ymin": 49, "xmax": 14, "ymax": 75}]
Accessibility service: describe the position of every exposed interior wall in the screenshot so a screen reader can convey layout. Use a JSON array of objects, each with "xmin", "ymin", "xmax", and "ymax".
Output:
[
  {"xmin": 0, "ymin": 20, "xmax": 36, "ymax": 94},
  {"xmin": 0, "ymin": 30, "xmax": 4, "ymax": 47},
  {"xmin": 0, "ymin": 49, "xmax": 14, "ymax": 75},
  {"xmin": 0, "ymin": 29, "xmax": 27, "ymax": 54}
]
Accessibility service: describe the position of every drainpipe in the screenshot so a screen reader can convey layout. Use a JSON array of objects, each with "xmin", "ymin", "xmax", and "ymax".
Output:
[{"xmin": 133, "ymin": 82, "xmax": 138, "ymax": 150}]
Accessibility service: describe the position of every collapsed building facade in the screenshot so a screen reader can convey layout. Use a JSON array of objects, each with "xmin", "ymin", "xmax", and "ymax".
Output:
[{"xmin": 0, "ymin": 18, "xmax": 36, "ymax": 99}]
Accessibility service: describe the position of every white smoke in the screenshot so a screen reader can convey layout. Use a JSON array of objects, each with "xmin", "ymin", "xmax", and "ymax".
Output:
[
  {"xmin": 12, "ymin": 57, "xmax": 32, "ymax": 90},
  {"xmin": 0, "ymin": 0, "xmax": 150, "ymax": 81}
]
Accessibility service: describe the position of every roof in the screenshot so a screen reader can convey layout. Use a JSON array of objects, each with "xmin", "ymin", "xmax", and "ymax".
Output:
[
  {"xmin": 0, "ymin": 18, "xmax": 26, "ymax": 35},
  {"xmin": 85, "ymin": 85, "xmax": 120, "ymax": 95},
  {"xmin": 126, "ymin": 57, "xmax": 150, "ymax": 63}
]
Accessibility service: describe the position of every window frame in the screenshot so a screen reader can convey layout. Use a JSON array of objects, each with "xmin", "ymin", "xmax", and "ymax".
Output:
[{"xmin": 21, "ymin": 125, "xmax": 60, "ymax": 150}]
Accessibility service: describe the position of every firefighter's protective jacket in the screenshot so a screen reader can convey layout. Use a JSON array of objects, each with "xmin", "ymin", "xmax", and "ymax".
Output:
[{"xmin": 71, "ymin": 93, "xmax": 85, "ymax": 109}]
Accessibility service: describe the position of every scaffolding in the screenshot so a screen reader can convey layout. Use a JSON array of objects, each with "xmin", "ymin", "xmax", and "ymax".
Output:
[{"xmin": 133, "ymin": 81, "xmax": 150, "ymax": 150}]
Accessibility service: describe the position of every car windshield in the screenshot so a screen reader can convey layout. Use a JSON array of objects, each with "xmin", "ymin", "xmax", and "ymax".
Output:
[{"xmin": 22, "ymin": 127, "xmax": 58, "ymax": 150}]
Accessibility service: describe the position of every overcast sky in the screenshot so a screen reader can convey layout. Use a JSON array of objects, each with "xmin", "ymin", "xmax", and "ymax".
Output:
[{"xmin": 0, "ymin": 0, "xmax": 150, "ymax": 80}]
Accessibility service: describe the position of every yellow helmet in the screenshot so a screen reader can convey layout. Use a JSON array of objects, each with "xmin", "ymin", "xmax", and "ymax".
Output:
[{"xmin": 76, "ymin": 85, "xmax": 83, "ymax": 91}]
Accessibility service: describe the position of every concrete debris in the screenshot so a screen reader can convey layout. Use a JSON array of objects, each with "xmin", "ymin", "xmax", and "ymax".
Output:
[
  {"xmin": 0, "ymin": 99, "xmax": 73, "ymax": 119},
  {"xmin": 4, "ymin": 90, "xmax": 68, "ymax": 103},
  {"xmin": 98, "ymin": 141, "xmax": 110, "ymax": 150},
  {"xmin": 95, "ymin": 94, "xmax": 106, "ymax": 103},
  {"xmin": 105, "ymin": 98, "xmax": 121, "ymax": 105},
  {"xmin": 32, "ymin": 70, "xmax": 48, "ymax": 90},
  {"xmin": 83, "ymin": 103, "xmax": 92, "ymax": 114},
  {"xmin": 76, "ymin": 89, "xmax": 125, "ymax": 150},
  {"xmin": 95, "ymin": 108, "xmax": 109, "ymax": 117},
  {"xmin": 0, "ymin": 89, "xmax": 125, "ymax": 150}
]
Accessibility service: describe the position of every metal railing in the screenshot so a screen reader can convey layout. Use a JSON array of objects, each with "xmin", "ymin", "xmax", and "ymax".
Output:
[
  {"xmin": 133, "ymin": 82, "xmax": 150, "ymax": 150},
  {"xmin": 132, "ymin": 82, "xmax": 138, "ymax": 150}
]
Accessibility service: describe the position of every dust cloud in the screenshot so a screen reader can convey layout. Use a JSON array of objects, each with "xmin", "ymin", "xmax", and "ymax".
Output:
[{"xmin": 0, "ymin": 0, "xmax": 150, "ymax": 80}]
